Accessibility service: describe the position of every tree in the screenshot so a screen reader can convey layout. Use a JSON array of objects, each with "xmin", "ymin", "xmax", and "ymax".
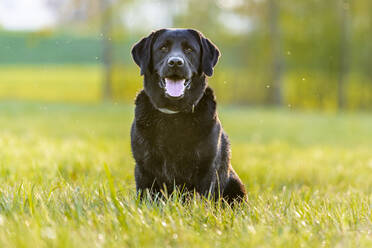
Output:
[
  {"xmin": 47, "ymin": 0, "xmax": 121, "ymax": 101},
  {"xmin": 337, "ymin": 0, "xmax": 351, "ymax": 109},
  {"xmin": 100, "ymin": 0, "xmax": 113, "ymax": 100},
  {"xmin": 267, "ymin": 0, "xmax": 283, "ymax": 105}
]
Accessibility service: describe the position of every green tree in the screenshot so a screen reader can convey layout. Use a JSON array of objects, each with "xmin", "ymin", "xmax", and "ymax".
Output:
[
  {"xmin": 337, "ymin": 0, "xmax": 351, "ymax": 109},
  {"xmin": 267, "ymin": 0, "xmax": 283, "ymax": 105},
  {"xmin": 100, "ymin": 0, "xmax": 114, "ymax": 100}
]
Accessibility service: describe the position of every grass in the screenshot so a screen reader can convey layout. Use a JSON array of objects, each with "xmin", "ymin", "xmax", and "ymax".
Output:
[
  {"xmin": 0, "ymin": 100, "xmax": 371, "ymax": 247},
  {"xmin": 0, "ymin": 66, "xmax": 102, "ymax": 102},
  {"xmin": 2, "ymin": 65, "xmax": 371, "ymax": 110}
]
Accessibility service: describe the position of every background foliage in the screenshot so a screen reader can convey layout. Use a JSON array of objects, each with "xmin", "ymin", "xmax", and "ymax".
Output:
[
  {"xmin": 1, "ymin": 0, "xmax": 371, "ymax": 110},
  {"xmin": 1, "ymin": 1, "xmax": 372, "ymax": 247}
]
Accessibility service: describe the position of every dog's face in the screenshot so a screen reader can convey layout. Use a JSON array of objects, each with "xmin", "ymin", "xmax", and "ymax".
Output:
[
  {"xmin": 152, "ymin": 30, "xmax": 201, "ymax": 99},
  {"xmin": 132, "ymin": 29, "xmax": 220, "ymax": 112}
]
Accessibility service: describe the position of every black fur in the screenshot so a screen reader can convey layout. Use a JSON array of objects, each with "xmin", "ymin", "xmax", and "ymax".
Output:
[{"xmin": 131, "ymin": 29, "xmax": 246, "ymax": 203}]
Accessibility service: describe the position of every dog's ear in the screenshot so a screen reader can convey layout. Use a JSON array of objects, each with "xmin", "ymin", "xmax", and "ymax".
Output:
[
  {"xmin": 131, "ymin": 32, "xmax": 155, "ymax": 75},
  {"xmin": 200, "ymin": 35, "xmax": 220, "ymax": 77}
]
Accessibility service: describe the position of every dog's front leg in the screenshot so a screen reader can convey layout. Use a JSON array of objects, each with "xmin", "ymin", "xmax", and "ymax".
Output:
[
  {"xmin": 194, "ymin": 166, "xmax": 222, "ymax": 200},
  {"xmin": 134, "ymin": 165, "xmax": 160, "ymax": 200}
]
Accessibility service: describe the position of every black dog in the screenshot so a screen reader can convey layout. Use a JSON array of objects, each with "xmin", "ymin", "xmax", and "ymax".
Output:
[{"xmin": 131, "ymin": 28, "xmax": 246, "ymax": 203}]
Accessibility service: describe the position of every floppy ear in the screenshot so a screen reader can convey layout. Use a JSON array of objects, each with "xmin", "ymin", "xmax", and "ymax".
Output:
[
  {"xmin": 200, "ymin": 36, "xmax": 220, "ymax": 77},
  {"xmin": 131, "ymin": 32, "xmax": 155, "ymax": 75}
]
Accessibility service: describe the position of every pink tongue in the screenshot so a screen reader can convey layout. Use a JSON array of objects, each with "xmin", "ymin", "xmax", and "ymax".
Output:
[{"xmin": 164, "ymin": 78, "xmax": 186, "ymax": 97}]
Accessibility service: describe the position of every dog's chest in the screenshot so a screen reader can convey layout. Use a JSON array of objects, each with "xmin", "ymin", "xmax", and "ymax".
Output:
[
  {"xmin": 151, "ymin": 115, "xmax": 201, "ymax": 149},
  {"xmin": 147, "ymin": 115, "xmax": 205, "ymax": 184}
]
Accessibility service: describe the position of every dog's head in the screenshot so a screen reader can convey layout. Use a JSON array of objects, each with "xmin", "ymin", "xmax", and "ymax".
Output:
[{"xmin": 132, "ymin": 28, "xmax": 220, "ymax": 112}]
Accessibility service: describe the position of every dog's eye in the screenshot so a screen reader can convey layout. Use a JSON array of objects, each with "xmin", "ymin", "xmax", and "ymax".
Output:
[
  {"xmin": 160, "ymin": 46, "xmax": 168, "ymax": 52},
  {"xmin": 184, "ymin": 47, "xmax": 193, "ymax": 53}
]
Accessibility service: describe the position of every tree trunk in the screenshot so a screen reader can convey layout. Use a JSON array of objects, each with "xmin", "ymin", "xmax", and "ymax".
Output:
[
  {"xmin": 101, "ymin": 0, "xmax": 113, "ymax": 101},
  {"xmin": 338, "ymin": 0, "xmax": 350, "ymax": 109},
  {"xmin": 267, "ymin": 0, "xmax": 282, "ymax": 105}
]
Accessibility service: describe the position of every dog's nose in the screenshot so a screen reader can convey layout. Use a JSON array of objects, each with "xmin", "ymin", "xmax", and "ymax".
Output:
[{"xmin": 167, "ymin": 57, "xmax": 184, "ymax": 67}]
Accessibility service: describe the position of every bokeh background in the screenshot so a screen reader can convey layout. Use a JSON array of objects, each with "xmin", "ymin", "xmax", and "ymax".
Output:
[
  {"xmin": 1, "ymin": 0, "xmax": 371, "ymax": 110},
  {"xmin": 1, "ymin": 2, "xmax": 372, "ymax": 246}
]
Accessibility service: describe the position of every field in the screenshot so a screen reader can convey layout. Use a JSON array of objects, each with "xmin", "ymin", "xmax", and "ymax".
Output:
[
  {"xmin": 0, "ymin": 98, "xmax": 371, "ymax": 247},
  {"xmin": 2, "ymin": 65, "xmax": 372, "ymax": 110}
]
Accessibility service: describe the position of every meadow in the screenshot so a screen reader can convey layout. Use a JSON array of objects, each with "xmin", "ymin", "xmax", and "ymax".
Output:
[
  {"xmin": 0, "ymin": 64, "xmax": 371, "ymax": 247},
  {"xmin": 2, "ymin": 65, "xmax": 372, "ymax": 110}
]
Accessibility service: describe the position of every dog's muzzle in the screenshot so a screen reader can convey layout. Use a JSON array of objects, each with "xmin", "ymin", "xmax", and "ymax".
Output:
[{"xmin": 159, "ymin": 77, "xmax": 192, "ymax": 99}]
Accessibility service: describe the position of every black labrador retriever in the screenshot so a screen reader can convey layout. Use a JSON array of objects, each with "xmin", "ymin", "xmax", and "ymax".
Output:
[{"xmin": 131, "ymin": 28, "xmax": 246, "ymax": 203}]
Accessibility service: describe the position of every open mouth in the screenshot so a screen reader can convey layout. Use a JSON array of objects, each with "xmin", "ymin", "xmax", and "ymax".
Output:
[{"xmin": 160, "ymin": 77, "xmax": 191, "ymax": 98}]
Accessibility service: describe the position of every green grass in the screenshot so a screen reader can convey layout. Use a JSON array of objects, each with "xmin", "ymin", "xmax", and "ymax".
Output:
[
  {"xmin": 0, "ymin": 65, "xmax": 143, "ymax": 103},
  {"xmin": 0, "ymin": 101, "xmax": 371, "ymax": 247},
  {"xmin": 0, "ymin": 66, "xmax": 102, "ymax": 102},
  {"xmin": 1, "ymin": 65, "xmax": 372, "ymax": 110}
]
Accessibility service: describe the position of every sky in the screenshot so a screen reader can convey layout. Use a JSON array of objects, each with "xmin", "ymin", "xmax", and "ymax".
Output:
[
  {"xmin": 0, "ymin": 0, "xmax": 175, "ymax": 31},
  {"xmin": 0, "ymin": 0, "xmax": 250, "ymax": 33},
  {"xmin": 0, "ymin": 0, "xmax": 55, "ymax": 31}
]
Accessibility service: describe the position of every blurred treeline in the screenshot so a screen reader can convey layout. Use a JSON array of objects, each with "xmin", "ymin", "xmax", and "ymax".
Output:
[{"xmin": 1, "ymin": 0, "xmax": 371, "ymax": 110}]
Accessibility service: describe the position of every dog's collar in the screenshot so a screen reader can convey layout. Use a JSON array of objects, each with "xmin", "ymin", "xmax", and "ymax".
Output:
[
  {"xmin": 157, "ymin": 104, "xmax": 196, "ymax": 114},
  {"xmin": 157, "ymin": 108, "xmax": 180, "ymax": 114}
]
